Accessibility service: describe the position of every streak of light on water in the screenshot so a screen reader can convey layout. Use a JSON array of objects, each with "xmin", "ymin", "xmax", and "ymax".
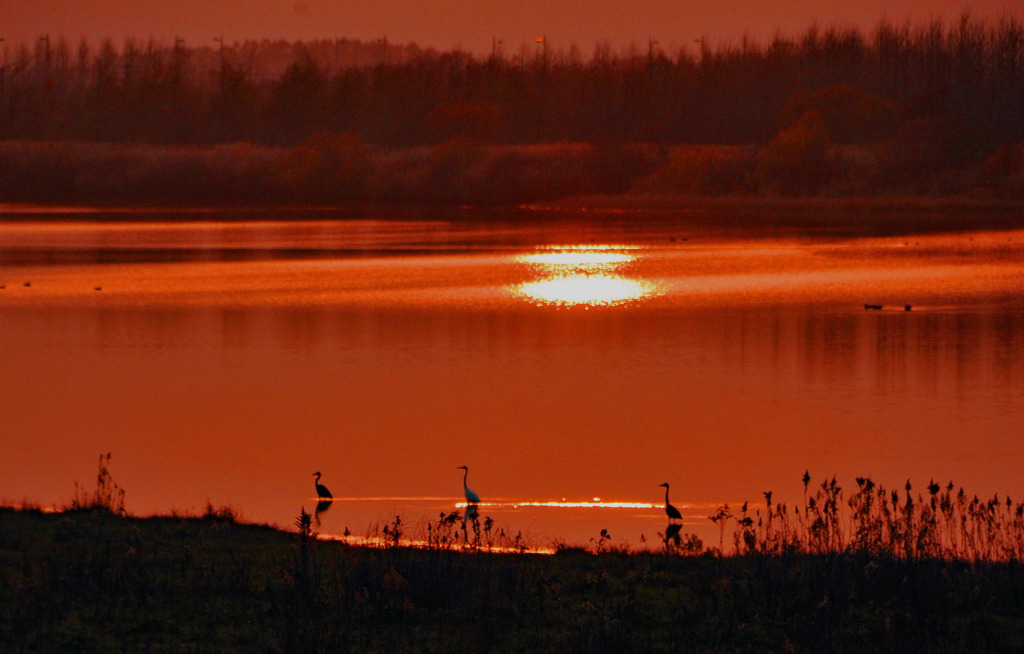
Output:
[{"xmin": 318, "ymin": 532, "xmax": 559, "ymax": 555}]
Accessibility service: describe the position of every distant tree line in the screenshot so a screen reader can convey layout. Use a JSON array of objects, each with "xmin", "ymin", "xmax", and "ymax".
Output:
[
  {"xmin": 1, "ymin": 16, "xmax": 1023, "ymax": 204},
  {"xmin": 1, "ymin": 16, "xmax": 1022, "ymax": 150}
]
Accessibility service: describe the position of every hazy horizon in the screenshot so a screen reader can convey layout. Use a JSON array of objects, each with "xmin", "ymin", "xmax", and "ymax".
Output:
[{"xmin": 3, "ymin": 0, "xmax": 1022, "ymax": 56}]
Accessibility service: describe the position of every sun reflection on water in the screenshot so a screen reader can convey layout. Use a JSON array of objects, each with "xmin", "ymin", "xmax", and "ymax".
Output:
[
  {"xmin": 310, "ymin": 495, "xmax": 729, "ymax": 553},
  {"xmin": 517, "ymin": 275, "xmax": 655, "ymax": 307},
  {"xmin": 457, "ymin": 500, "xmax": 660, "ymax": 510},
  {"xmin": 517, "ymin": 251, "xmax": 636, "ymax": 269},
  {"xmin": 512, "ymin": 245, "xmax": 657, "ymax": 306},
  {"xmin": 319, "ymin": 532, "xmax": 560, "ymax": 555}
]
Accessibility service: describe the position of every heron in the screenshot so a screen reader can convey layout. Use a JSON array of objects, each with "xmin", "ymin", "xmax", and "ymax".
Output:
[
  {"xmin": 659, "ymin": 482, "xmax": 682, "ymax": 522},
  {"xmin": 457, "ymin": 465, "xmax": 481, "ymax": 504},
  {"xmin": 313, "ymin": 471, "xmax": 332, "ymax": 501}
]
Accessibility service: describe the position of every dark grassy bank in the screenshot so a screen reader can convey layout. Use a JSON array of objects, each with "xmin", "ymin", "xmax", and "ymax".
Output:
[
  {"xmin": 4, "ymin": 506, "xmax": 1024, "ymax": 653},
  {"xmin": 7, "ymin": 458, "xmax": 1024, "ymax": 651}
]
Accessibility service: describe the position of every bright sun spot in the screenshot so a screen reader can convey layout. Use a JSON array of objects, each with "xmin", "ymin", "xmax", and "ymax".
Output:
[
  {"xmin": 456, "ymin": 500, "xmax": 660, "ymax": 510},
  {"xmin": 517, "ymin": 275, "xmax": 654, "ymax": 306},
  {"xmin": 511, "ymin": 245, "xmax": 657, "ymax": 307}
]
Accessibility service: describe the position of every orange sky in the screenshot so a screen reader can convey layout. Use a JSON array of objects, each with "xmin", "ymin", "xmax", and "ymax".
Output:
[{"xmin": 3, "ymin": 0, "xmax": 1022, "ymax": 56}]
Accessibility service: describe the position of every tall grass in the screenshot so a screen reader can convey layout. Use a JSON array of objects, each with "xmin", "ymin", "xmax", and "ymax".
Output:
[
  {"xmin": 66, "ymin": 452, "xmax": 125, "ymax": 515},
  {"xmin": 8, "ymin": 459, "xmax": 1024, "ymax": 651},
  {"xmin": 44, "ymin": 453, "xmax": 1024, "ymax": 564},
  {"xmin": 710, "ymin": 473, "xmax": 1024, "ymax": 562}
]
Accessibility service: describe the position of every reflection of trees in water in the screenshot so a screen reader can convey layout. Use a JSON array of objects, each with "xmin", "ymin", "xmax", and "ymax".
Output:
[{"xmin": 191, "ymin": 302, "xmax": 1024, "ymax": 396}]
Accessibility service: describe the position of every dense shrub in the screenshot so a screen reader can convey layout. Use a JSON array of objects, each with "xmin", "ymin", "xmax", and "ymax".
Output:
[
  {"xmin": 971, "ymin": 144, "xmax": 1024, "ymax": 198},
  {"xmin": 419, "ymin": 137, "xmax": 488, "ymax": 202},
  {"xmin": 0, "ymin": 136, "xmax": 1020, "ymax": 205},
  {"xmin": 872, "ymin": 114, "xmax": 978, "ymax": 193},
  {"xmin": 754, "ymin": 114, "xmax": 834, "ymax": 195},
  {"xmin": 779, "ymin": 84, "xmax": 898, "ymax": 144},
  {"xmin": 425, "ymin": 102, "xmax": 511, "ymax": 143},
  {"xmin": 636, "ymin": 145, "xmax": 756, "ymax": 195},
  {"xmin": 275, "ymin": 132, "xmax": 372, "ymax": 201}
]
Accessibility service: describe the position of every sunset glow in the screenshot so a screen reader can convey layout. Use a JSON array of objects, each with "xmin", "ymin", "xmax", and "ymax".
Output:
[
  {"xmin": 512, "ymin": 246, "xmax": 657, "ymax": 306},
  {"xmin": 516, "ymin": 275, "xmax": 656, "ymax": 306},
  {"xmin": 321, "ymin": 532, "xmax": 559, "ymax": 555},
  {"xmin": 5, "ymin": 1, "xmax": 1020, "ymax": 56},
  {"xmin": 515, "ymin": 250, "xmax": 636, "ymax": 269},
  {"xmin": 456, "ymin": 500, "xmax": 662, "ymax": 510},
  {"xmin": 6, "ymin": 0, "xmax": 1024, "ymax": 642}
]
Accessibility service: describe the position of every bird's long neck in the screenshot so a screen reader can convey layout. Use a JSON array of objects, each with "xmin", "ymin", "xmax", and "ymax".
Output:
[
  {"xmin": 664, "ymin": 485, "xmax": 670, "ymax": 506},
  {"xmin": 462, "ymin": 468, "xmax": 469, "ymax": 491},
  {"xmin": 314, "ymin": 473, "xmax": 321, "ymax": 485}
]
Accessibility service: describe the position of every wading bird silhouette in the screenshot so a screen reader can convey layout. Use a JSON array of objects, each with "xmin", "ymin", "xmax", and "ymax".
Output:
[
  {"xmin": 313, "ymin": 471, "xmax": 332, "ymax": 501},
  {"xmin": 457, "ymin": 465, "xmax": 481, "ymax": 504},
  {"xmin": 659, "ymin": 482, "xmax": 682, "ymax": 522}
]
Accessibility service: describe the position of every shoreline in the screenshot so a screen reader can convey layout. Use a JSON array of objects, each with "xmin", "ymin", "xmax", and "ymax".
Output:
[
  {"xmin": 4, "ymin": 195, "xmax": 1024, "ymax": 213},
  {"xmin": 0, "ymin": 196, "xmax": 1023, "ymax": 241}
]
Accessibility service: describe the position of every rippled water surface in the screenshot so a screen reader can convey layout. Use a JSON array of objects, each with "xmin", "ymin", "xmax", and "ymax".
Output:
[{"xmin": 2, "ymin": 209, "xmax": 1023, "ymax": 548}]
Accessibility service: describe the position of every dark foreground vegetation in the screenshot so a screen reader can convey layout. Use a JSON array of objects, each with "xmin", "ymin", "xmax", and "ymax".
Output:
[
  {"xmin": 5, "ymin": 508, "xmax": 1024, "ymax": 653},
  {"xmin": 1, "ymin": 16, "xmax": 1024, "ymax": 205},
  {"xmin": 5, "ymin": 458, "xmax": 1024, "ymax": 652}
]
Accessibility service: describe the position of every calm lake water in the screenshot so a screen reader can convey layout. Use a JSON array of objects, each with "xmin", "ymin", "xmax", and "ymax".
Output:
[{"xmin": 2, "ymin": 207, "xmax": 1023, "ymax": 549}]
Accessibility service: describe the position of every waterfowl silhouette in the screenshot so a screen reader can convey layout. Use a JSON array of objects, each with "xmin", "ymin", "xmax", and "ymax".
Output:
[
  {"xmin": 659, "ymin": 482, "xmax": 682, "ymax": 522},
  {"xmin": 312, "ymin": 471, "xmax": 332, "ymax": 500},
  {"xmin": 457, "ymin": 465, "xmax": 481, "ymax": 504}
]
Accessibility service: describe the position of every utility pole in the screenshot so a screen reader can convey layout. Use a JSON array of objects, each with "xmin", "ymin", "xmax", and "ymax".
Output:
[
  {"xmin": 172, "ymin": 36, "xmax": 185, "ymax": 87},
  {"xmin": 535, "ymin": 35, "xmax": 548, "ymax": 66},
  {"xmin": 39, "ymin": 34, "xmax": 51, "ymax": 74},
  {"xmin": 534, "ymin": 36, "xmax": 548, "ymax": 139},
  {"xmin": 37, "ymin": 34, "xmax": 52, "ymax": 90},
  {"xmin": 214, "ymin": 34, "xmax": 225, "ymax": 91},
  {"xmin": 123, "ymin": 41, "xmax": 133, "ymax": 86}
]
